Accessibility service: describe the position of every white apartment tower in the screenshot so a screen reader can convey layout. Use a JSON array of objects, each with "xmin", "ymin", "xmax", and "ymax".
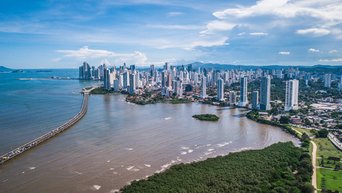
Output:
[
  {"xmin": 239, "ymin": 77, "xmax": 248, "ymax": 107},
  {"xmin": 217, "ymin": 78, "xmax": 224, "ymax": 101},
  {"xmin": 324, "ymin": 74, "xmax": 331, "ymax": 88},
  {"xmin": 260, "ymin": 75, "xmax": 271, "ymax": 111},
  {"xmin": 201, "ymin": 76, "xmax": 207, "ymax": 99},
  {"xmin": 285, "ymin": 79, "xmax": 299, "ymax": 111}
]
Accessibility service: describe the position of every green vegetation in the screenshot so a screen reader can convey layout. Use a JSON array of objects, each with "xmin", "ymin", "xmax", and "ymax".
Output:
[
  {"xmin": 169, "ymin": 98, "xmax": 192, "ymax": 104},
  {"xmin": 122, "ymin": 142, "xmax": 313, "ymax": 193},
  {"xmin": 192, "ymin": 114, "xmax": 219, "ymax": 121},
  {"xmin": 292, "ymin": 127, "xmax": 315, "ymax": 138},
  {"xmin": 317, "ymin": 129, "xmax": 329, "ymax": 138},
  {"xmin": 246, "ymin": 110, "xmax": 300, "ymax": 138},
  {"xmin": 314, "ymin": 138, "xmax": 342, "ymax": 192},
  {"xmin": 90, "ymin": 87, "xmax": 115, "ymax": 94},
  {"xmin": 314, "ymin": 139, "xmax": 342, "ymax": 162},
  {"xmin": 317, "ymin": 168, "xmax": 342, "ymax": 192}
]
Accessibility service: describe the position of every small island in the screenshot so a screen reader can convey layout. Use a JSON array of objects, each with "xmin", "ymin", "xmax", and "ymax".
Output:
[
  {"xmin": 192, "ymin": 114, "xmax": 219, "ymax": 121},
  {"xmin": 90, "ymin": 87, "xmax": 116, "ymax": 95}
]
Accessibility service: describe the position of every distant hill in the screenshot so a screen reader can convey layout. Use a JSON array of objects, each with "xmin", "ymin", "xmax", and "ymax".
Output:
[
  {"xmin": 0, "ymin": 66, "xmax": 12, "ymax": 72},
  {"xmin": 186, "ymin": 62, "xmax": 342, "ymax": 73}
]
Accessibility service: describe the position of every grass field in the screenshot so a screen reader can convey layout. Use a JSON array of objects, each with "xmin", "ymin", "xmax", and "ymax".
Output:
[
  {"xmin": 291, "ymin": 126, "xmax": 315, "ymax": 137},
  {"xmin": 314, "ymin": 138, "xmax": 342, "ymax": 192},
  {"xmin": 314, "ymin": 138, "xmax": 342, "ymax": 158},
  {"xmin": 317, "ymin": 168, "xmax": 342, "ymax": 192}
]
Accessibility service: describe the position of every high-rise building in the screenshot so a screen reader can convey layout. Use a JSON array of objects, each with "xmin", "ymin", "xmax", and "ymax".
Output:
[
  {"xmin": 239, "ymin": 77, "xmax": 248, "ymax": 106},
  {"xmin": 252, "ymin": 91, "xmax": 259, "ymax": 110},
  {"xmin": 123, "ymin": 71, "xmax": 129, "ymax": 89},
  {"xmin": 164, "ymin": 62, "xmax": 170, "ymax": 71},
  {"xmin": 113, "ymin": 79, "xmax": 120, "ymax": 92},
  {"xmin": 217, "ymin": 78, "xmax": 224, "ymax": 101},
  {"xmin": 324, "ymin": 74, "xmax": 332, "ymax": 88},
  {"xmin": 339, "ymin": 76, "xmax": 342, "ymax": 91},
  {"xmin": 79, "ymin": 62, "xmax": 91, "ymax": 80},
  {"xmin": 230, "ymin": 91, "xmax": 236, "ymax": 106},
  {"xmin": 285, "ymin": 79, "xmax": 299, "ymax": 111},
  {"xmin": 129, "ymin": 73, "xmax": 136, "ymax": 95},
  {"xmin": 175, "ymin": 80, "xmax": 183, "ymax": 97},
  {"xmin": 260, "ymin": 75, "xmax": 271, "ymax": 111},
  {"xmin": 103, "ymin": 68, "xmax": 111, "ymax": 90},
  {"xmin": 200, "ymin": 76, "xmax": 207, "ymax": 99}
]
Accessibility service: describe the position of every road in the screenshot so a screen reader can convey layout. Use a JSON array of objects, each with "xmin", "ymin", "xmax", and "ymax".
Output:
[{"xmin": 311, "ymin": 140, "xmax": 318, "ymax": 193}]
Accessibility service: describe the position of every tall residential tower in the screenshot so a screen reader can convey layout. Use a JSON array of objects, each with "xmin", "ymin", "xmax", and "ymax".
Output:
[{"xmin": 285, "ymin": 79, "xmax": 299, "ymax": 111}]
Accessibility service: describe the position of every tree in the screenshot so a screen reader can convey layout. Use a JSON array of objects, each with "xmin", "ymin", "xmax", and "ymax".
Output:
[
  {"xmin": 279, "ymin": 116, "xmax": 290, "ymax": 124},
  {"xmin": 316, "ymin": 129, "xmax": 329, "ymax": 138},
  {"xmin": 301, "ymin": 182, "xmax": 314, "ymax": 193}
]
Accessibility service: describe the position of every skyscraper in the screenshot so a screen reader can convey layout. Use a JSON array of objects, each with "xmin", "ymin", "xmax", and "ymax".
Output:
[
  {"xmin": 285, "ymin": 79, "xmax": 299, "ymax": 111},
  {"xmin": 260, "ymin": 75, "xmax": 271, "ymax": 111},
  {"xmin": 79, "ymin": 62, "xmax": 91, "ymax": 80},
  {"xmin": 230, "ymin": 91, "xmax": 237, "ymax": 106},
  {"xmin": 103, "ymin": 68, "xmax": 111, "ymax": 90},
  {"xmin": 123, "ymin": 71, "xmax": 129, "ymax": 89},
  {"xmin": 324, "ymin": 74, "xmax": 331, "ymax": 88},
  {"xmin": 252, "ymin": 91, "xmax": 259, "ymax": 110},
  {"xmin": 217, "ymin": 78, "xmax": 224, "ymax": 101},
  {"xmin": 239, "ymin": 77, "xmax": 248, "ymax": 107},
  {"xmin": 129, "ymin": 73, "xmax": 136, "ymax": 95},
  {"xmin": 200, "ymin": 76, "xmax": 207, "ymax": 99}
]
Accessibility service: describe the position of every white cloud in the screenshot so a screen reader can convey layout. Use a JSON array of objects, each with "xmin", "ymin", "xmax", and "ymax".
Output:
[
  {"xmin": 213, "ymin": 0, "xmax": 342, "ymax": 22},
  {"xmin": 212, "ymin": 0, "xmax": 342, "ymax": 39},
  {"xmin": 57, "ymin": 46, "xmax": 148, "ymax": 65},
  {"xmin": 167, "ymin": 12, "xmax": 184, "ymax": 16},
  {"xmin": 296, "ymin": 28, "xmax": 330, "ymax": 36},
  {"xmin": 329, "ymin": 49, "xmax": 338, "ymax": 54},
  {"xmin": 319, "ymin": 58, "xmax": 342, "ymax": 62},
  {"xmin": 189, "ymin": 37, "xmax": 229, "ymax": 49},
  {"xmin": 146, "ymin": 24, "xmax": 201, "ymax": 30},
  {"xmin": 279, "ymin": 51, "xmax": 290, "ymax": 55},
  {"xmin": 200, "ymin": 20, "xmax": 235, "ymax": 35},
  {"xmin": 249, "ymin": 32, "xmax": 268, "ymax": 36},
  {"xmin": 308, "ymin": 48, "xmax": 320, "ymax": 53}
]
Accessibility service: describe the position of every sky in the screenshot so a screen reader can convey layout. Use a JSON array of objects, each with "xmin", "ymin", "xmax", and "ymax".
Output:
[{"xmin": 1, "ymin": 0, "xmax": 342, "ymax": 68}]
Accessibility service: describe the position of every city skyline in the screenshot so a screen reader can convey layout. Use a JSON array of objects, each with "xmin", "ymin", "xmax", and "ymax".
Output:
[{"xmin": 1, "ymin": 0, "xmax": 342, "ymax": 69}]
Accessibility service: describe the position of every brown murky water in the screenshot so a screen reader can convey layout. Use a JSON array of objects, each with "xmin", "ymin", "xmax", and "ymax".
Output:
[{"xmin": 0, "ymin": 94, "xmax": 298, "ymax": 193}]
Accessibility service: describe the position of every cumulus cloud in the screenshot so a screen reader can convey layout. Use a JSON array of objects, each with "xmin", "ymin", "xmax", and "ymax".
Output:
[
  {"xmin": 190, "ymin": 37, "xmax": 229, "ymax": 49},
  {"xmin": 146, "ymin": 24, "xmax": 201, "ymax": 30},
  {"xmin": 308, "ymin": 48, "xmax": 320, "ymax": 53},
  {"xmin": 212, "ymin": 0, "xmax": 342, "ymax": 39},
  {"xmin": 57, "ymin": 46, "xmax": 148, "ymax": 65},
  {"xmin": 279, "ymin": 51, "xmax": 290, "ymax": 55},
  {"xmin": 296, "ymin": 28, "xmax": 330, "ymax": 36},
  {"xmin": 249, "ymin": 32, "xmax": 268, "ymax": 36},
  {"xmin": 200, "ymin": 20, "xmax": 235, "ymax": 35},
  {"xmin": 319, "ymin": 58, "xmax": 342, "ymax": 62},
  {"xmin": 329, "ymin": 49, "xmax": 338, "ymax": 54}
]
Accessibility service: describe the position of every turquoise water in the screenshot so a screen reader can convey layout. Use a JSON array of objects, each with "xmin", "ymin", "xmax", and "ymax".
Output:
[{"xmin": 0, "ymin": 69, "xmax": 96, "ymax": 154}]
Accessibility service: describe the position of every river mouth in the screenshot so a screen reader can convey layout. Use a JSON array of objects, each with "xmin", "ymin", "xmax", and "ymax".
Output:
[{"xmin": 0, "ymin": 94, "xmax": 298, "ymax": 193}]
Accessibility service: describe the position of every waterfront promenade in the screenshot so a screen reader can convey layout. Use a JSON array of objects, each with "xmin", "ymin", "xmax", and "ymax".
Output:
[{"xmin": 0, "ymin": 88, "xmax": 93, "ymax": 165}]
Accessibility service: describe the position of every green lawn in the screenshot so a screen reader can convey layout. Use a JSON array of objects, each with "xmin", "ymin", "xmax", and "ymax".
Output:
[
  {"xmin": 291, "ymin": 126, "xmax": 315, "ymax": 137},
  {"xmin": 314, "ymin": 138, "xmax": 342, "ymax": 192},
  {"xmin": 314, "ymin": 138, "xmax": 342, "ymax": 158},
  {"xmin": 317, "ymin": 168, "xmax": 342, "ymax": 192}
]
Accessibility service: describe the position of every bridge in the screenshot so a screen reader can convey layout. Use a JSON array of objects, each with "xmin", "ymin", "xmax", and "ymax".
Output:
[{"xmin": 0, "ymin": 87, "xmax": 95, "ymax": 165}]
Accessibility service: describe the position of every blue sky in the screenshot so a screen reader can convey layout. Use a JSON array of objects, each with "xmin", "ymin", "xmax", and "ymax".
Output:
[{"xmin": 1, "ymin": 0, "xmax": 342, "ymax": 68}]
